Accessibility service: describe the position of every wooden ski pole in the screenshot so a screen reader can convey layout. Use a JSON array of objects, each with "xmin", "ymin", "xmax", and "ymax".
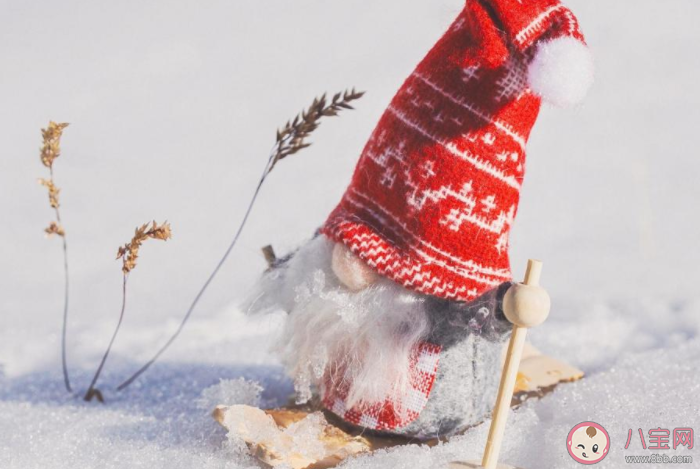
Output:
[{"xmin": 481, "ymin": 259, "xmax": 551, "ymax": 469}]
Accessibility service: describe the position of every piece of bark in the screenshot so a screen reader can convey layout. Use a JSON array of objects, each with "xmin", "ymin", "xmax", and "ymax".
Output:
[
  {"xmin": 214, "ymin": 405, "xmax": 371, "ymax": 469},
  {"xmin": 512, "ymin": 344, "xmax": 584, "ymax": 398}
]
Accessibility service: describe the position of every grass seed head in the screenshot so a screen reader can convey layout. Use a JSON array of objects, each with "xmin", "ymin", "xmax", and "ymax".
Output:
[
  {"xmin": 45, "ymin": 222, "xmax": 65, "ymax": 237},
  {"xmin": 38, "ymin": 178, "xmax": 61, "ymax": 208},
  {"xmin": 40, "ymin": 121, "xmax": 70, "ymax": 169},
  {"xmin": 272, "ymin": 88, "xmax": 364, "ymax": 170},
  {"xmin": 116, "ymin": 221, "xmax": 172, "ymax": 274}
]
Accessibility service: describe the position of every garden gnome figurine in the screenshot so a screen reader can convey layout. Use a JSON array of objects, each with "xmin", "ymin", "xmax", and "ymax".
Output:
[{"xmin": 247, "ymin": 0, "xmax": 593, "ymax": 439}]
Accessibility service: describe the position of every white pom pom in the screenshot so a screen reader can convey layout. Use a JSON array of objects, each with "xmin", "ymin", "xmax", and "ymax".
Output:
[{"xmin": 527, "ymin": 37, "xmax": 594, "ymax": 107}]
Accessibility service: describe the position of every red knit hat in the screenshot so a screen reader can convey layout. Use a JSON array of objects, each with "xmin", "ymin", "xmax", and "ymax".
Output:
[{"xmin": 322, "ymin": 0, "xmax": 588, "ymax": 302}]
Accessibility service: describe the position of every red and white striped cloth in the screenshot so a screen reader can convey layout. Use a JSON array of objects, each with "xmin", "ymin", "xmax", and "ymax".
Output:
[
  {"xmin": 321, "ymin": 342, "xmax": 442, "ymax": 431},
  {"xmin": 322, "ymin": 0, "xmax": 586, "ymax": 303}
]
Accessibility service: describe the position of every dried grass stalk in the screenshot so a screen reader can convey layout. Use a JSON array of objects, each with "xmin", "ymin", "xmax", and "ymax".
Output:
[
  {"xmin": 116, "ymin": 88, "xmax": 364, "ymax": 391},
  {"xmin": 45, "ymin": 221, "xmax": 65, "ymax": 237},
  {"xmin": 272, "ymin": 89, "xmax": 365, "ymax": 170},
  {"xmin": 84, "ymin": 221, "xmax": 172, "ymax": 402},
  {"xmin": 38, "ymin": 178, "xmax": 61, "ymax": 209},
  {"xmin": 38, "ymin": 121, "xmax": 72, "ymax": 392},
  {"xmin": 116, "ymin": 221, "xmax": 173, "ymax": 274},
  {"xmin": 41, "ymin": 121, "xmax": 69, "ymax": 169}
]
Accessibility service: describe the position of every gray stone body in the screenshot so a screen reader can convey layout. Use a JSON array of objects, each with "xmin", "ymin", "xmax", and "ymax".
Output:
[{"xmin": 381, "ymin": 284, "xmax": 511, "ymax": 439}]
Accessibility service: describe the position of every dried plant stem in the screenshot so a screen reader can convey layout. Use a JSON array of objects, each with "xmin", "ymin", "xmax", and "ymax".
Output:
[
  {"xmin": 84, "ymin": 275, "xmax": 128, "ymax": 402},
  {"xmin": 52, "ymin": 169, "xmax": 72, "ymax": 394},
  {"xmin": 117, "ymin": 89, "xmax": 364, "ymax": 391},
  {"xmin": 59, "ymin": 238, "xmax": 71, "ymax": 393},
  {"xmin": 116, "ymin": 153, "xmax": 274, "ymax": 391},
  {"xmin": 38, "ymin": 121, "xmax": 71, "ymax": 393}
]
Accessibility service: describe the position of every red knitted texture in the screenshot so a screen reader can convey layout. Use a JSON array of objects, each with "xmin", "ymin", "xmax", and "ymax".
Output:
[
  {"xmin": 322, "ymin": 0, "xmax": 585, "ymax": 302},
  {"xmin": 322, "ymin": 342, "xmax": 442, "ymax": 431}
]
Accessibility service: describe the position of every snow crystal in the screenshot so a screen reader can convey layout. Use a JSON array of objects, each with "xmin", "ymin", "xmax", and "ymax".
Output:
[
  {"xmin": 0, "ymin": 369, "xmax": 268, "ymax": 469},
  {"xmin": 197, "ymin": 378, "xmax": 263, "ymax": 411},
  {"xmin": 285, "ymin": 413, "xmax": 328, "ymax": 461}
]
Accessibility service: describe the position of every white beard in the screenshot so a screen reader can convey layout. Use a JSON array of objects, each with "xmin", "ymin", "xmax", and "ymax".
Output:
[{"xmin": 245, "ymin": 236, "xmax": 432, "ymax": 409}]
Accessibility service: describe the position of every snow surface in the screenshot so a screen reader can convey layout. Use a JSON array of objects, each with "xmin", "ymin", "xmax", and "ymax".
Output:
[{"xmin": 1, "ymin": 0, "xmax": 700, "ymax": 467}]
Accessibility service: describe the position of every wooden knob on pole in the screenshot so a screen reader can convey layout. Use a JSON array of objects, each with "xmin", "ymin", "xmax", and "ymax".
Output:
[
  {"xmin": 481, "ymin": 260, "xmax": 550, "ymax": 469},
  {"xmin": 503, "ymin": 262, "xmax": 550, "ymax": 328}
]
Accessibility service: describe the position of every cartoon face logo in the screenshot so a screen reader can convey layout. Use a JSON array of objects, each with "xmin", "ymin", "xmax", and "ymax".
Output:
[{"xmin": 567, "ymin": 422, "xmax": 610, "ymax": 464}]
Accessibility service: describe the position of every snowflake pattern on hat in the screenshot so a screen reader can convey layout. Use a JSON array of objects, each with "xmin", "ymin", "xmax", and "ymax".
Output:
[{"xmin": 322, "ymin": 0, "xmax": 585, "ymax": 303}]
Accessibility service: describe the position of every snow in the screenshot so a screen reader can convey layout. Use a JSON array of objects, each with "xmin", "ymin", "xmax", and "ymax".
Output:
[{"xmin": 1, "ymin": 0, "xmax": 700, "ymax": 468}]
